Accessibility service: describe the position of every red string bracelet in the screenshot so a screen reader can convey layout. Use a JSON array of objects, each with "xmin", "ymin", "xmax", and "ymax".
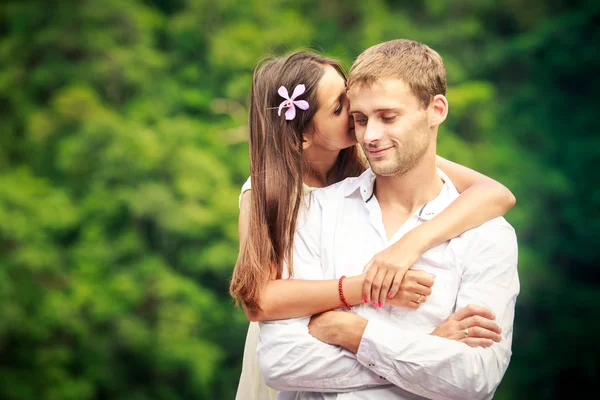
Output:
[{"xmin": 338, "ymin": 275, "xmax": 352, "ymax": 310}]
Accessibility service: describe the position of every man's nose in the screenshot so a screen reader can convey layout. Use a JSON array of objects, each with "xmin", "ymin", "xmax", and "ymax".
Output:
[{"xmin": 363, "ymin": 120, "xmax": 383, "ymax": 144}]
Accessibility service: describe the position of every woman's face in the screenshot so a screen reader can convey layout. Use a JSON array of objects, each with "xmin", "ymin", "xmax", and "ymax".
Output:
[{"xmin": 306, "ymin": 64, "xmax": 357, "ymax": 151}]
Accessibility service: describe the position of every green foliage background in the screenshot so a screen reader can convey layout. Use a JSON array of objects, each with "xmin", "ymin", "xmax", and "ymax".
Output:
[{"xmin": 0, "ymin": 0, "xmax": 598, "ymax": 399}]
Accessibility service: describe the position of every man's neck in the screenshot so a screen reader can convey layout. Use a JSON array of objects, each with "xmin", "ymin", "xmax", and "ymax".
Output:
[
  {"xmin": 375, "ymin": 148, "xmax": 443, "ymax": 217},
  {"xmin": 303, "ymin": 147, "xmax": 340, "ymax": 188}
]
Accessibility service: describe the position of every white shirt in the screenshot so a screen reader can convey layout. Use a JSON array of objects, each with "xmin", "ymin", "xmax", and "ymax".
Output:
[{"xmin": 258, "ymin": 168, "xmax": 520, "ymax": 400}]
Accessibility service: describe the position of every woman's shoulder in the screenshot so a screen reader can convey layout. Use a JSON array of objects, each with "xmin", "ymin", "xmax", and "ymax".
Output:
[
  {"xmin": 238, "ymin": 176, "xmax": 252, "ymax": 209},
  {"xmin": 240, "ymin": 176, "xmax": 252, "ymax": 193}
]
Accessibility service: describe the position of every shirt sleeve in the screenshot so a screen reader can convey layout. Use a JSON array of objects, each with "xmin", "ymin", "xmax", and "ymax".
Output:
[
  {"xmin": 356, "ymin": 218, "xmax": 520, "ymax": 400},
  {"xmin": 238, "ymin": 176, "xmax": 251, "ymax": 209},
  {"xmin": 257, "ymin": 191, "xmax": 388, "ymax": 393}
]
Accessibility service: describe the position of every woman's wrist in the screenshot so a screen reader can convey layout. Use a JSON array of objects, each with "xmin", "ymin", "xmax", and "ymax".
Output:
[{"xmin": 341, "ymin": 275, "xmax": 367, "ymax": 306}]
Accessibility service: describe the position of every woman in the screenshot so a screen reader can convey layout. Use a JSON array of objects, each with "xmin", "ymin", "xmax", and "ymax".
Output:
[{"xmin": 230, "ymin": 51, "xmax": 516, "ymax": 400}]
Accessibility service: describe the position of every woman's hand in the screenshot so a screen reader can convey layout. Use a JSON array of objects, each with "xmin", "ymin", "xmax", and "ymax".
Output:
[
  {"xmin": 431, "ymin": 304, "xmax": 502, "ymax": 347},
  {"xmin": 385, "ymin": 270, "xmax": 434, "ymax": 309},
  {"xmin": 362, "ymin": 234, "xmax": 428, "ymax": 307}
]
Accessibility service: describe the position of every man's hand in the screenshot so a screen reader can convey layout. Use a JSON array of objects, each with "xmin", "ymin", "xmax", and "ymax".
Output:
[
  {"xmin": 385, "ymin": 270, "xmax": 434, "ymax": 309},
  {"xmin": 308, "ymin": 311, "xmax": 368, "ymax": 354},
  {"xmin": 431, "ymin": 304, "xmax": 502, "ymax": 347}
]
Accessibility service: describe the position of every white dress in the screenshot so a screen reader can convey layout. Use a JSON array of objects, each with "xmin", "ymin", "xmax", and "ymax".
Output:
[{"xmin": 235, "ymin": 177, "xmax": 314, "ymax": 400}]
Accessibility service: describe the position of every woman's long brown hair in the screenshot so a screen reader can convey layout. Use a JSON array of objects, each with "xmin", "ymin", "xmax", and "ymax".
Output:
[{"xmin": 229, "ymin": 51, "xmax": 366, "ymax": 312}]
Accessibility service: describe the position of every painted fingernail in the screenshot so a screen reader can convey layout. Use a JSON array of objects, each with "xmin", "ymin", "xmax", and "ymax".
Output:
[
  {"xmin": 387, "ymin": 292, "xmax": 393, "ymax": 299},
  {"xmin": 378, "ymin": 301, "xmax": 383, "ymax": 308},
  {"xmin": 364, "ymin": 296, "xmax": 369, "ymax": 303}
]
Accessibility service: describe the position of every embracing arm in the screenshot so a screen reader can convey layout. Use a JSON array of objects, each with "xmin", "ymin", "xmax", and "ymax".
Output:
[
  {"xmin": 248, "ymin": 278, "xmax": 366, "ymax": 321},
  {"xmin": 238, "ymin": 190, "xmax": 364, "ymax": 321},
  {"xmin": 426, "ymin": 155, "xmax": 516, "ymax": 247},
  {"xmin": 239, "ymin": 191, "xmax": 430, "ymax": 321},
  {"xmin": 365, "ymin": 156, "xmax": 517, "ymax": 305},
  {"xmin": 406, "ymin": 155, "xmax": 515, "ymax": 254}
]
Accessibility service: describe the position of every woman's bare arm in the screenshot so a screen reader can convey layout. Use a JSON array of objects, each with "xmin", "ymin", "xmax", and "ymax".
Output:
[
  {"xmin": 415, "ymin": 155, "xmax": 516, "ymax": 251},
  {"xmin": 237, "ymin": 191, "xmax": 362, "ymax": 321},
  {"xmin": 237, "ymin": 191, "xmax": 432, "ymax": 321},
  {"xmin": 364, "ymin": 156, "xmax": 517, "ymax": 306}
]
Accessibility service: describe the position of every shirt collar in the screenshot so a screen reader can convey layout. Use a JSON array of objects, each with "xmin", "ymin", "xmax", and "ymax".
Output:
[
  {"xmin": 417, "ymin": 168, "xmax": 460, "ymax": 220},
  {"xmin": 342, "ymin": 167, "xmax": 460, "ymax": 219},
  {"xmin": 343, "ymin": 168, "xmax": 377, "ymax": 202}
]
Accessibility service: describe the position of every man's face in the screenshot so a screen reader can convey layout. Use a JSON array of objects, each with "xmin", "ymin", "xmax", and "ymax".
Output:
[{"xmin": 349, "ymin": 79, "xmax": 432, "ymax": 177}]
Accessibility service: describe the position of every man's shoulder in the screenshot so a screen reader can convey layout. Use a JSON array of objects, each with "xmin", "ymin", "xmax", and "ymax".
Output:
[
  {"xmin": 454, "ymin": 216, "xmax": 518, "ymax": 257},
  {"xmin": 464, "ymin": 216, "xmax": 516, "ymax": 242}
]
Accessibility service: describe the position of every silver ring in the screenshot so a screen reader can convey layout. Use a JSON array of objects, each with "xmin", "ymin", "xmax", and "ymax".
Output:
[{"xmin": 464, "ymin": 328, "xmax": 469, "ymax": 337}]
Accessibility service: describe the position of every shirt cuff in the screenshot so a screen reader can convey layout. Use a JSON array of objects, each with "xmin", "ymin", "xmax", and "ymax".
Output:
[
  {"xmin": 356, "ymin": 320, "xmax": 392, "ymax": 380},
  {"xmin": 356, "ymin": 319, "xmax": 425, "ymax": 382}
]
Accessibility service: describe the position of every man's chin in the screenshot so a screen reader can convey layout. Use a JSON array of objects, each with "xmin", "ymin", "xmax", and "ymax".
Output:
[
  {"xmin": 369, "ymin": 160, "xmax": 408, "ymax": 177},
  {"xmin": 369, "ymin": 161, "xmax": 395, "ymax": 176}
]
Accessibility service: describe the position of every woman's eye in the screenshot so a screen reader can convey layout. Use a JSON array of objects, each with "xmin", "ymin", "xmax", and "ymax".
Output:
[{"xmin": 334, "ymin": 104, "xmax": 343, "ymax": 115}]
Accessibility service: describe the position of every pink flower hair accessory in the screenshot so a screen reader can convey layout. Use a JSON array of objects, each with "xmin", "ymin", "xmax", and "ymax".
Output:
[{"xmin": 278, "ymin": 84, "xmax": 309, "ymax": 120}]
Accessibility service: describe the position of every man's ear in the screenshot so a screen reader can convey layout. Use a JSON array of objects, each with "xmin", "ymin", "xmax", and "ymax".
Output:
[{"xmin": 429, "ymin": 94, "xmax": 448, "ymax": 128}]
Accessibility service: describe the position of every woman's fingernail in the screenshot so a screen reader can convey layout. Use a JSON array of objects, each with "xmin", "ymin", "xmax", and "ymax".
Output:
[
  {"xmin": 387, "ymin": 292, "xmax": 393, "ymax": 299},
  {"xmin": 378, "ymin": 301, "xmax": 383, "ymax": 308},
  {"xmin": 364, "ymin": 296, "xmax": 369, "ymax": 303},
  {"xmin": 429, "ymin": 273, "xmax": 436, "ymax": 278}
]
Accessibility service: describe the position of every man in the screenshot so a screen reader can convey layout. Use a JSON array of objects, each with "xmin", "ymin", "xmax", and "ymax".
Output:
[{"xmin": 258, "ymin": 39, "xmax": 519, "ymax": 399}]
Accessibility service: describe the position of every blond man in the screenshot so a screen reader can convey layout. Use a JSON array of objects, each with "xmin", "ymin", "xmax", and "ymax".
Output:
[{"xmin": 257, "ymin": 39, "xmax": 519, "ymax": 400}]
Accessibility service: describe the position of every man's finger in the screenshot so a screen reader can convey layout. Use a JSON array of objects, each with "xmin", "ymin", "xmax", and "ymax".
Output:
[
  {"xmin": 415, "ymin": 293, "xmax": 427, "ymax": 304},
  {"xmin": 450, "ymin": 304, "xmax": 496, "ymax": 321},
  {"xmin": 463, "ymin": 326, "xmax": 501, "ymax": 342},
  {"xmin": 415, "ymin": 283, "xmax": 433, "ymax": 297},
  {"xmin": 460, "ymin": 338, "xmax": 494, "ymax": 348},
  {"xmin": 411, "ymin": 270, "xmax": 435, "ymax": 287},
  {"xmin": 460, "ymin": 315, "xmax": 502, "ymax": 335}
]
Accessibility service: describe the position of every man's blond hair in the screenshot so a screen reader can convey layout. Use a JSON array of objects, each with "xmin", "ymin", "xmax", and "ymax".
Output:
[{"xmin": 348, "ymin": 39, "xmax": 446, "ymax": 108}]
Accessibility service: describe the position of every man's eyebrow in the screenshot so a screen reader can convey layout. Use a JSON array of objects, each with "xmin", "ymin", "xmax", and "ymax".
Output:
[{"xmin": 349, "ymin": 107, "xmax": 401, "ymax": 115}]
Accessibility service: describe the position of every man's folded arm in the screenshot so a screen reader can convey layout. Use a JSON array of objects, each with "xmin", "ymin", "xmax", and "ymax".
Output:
[
  {"xmin": 356, "ymin": 321, "xmax": 509, "ymax": 400},
  {"xmin": 258, "ymin": 317, "xmax": 388, "ymax": 392},
  {"xmin": 354, "ymin": 220, "xmax": 519, "ymax": 400}
]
